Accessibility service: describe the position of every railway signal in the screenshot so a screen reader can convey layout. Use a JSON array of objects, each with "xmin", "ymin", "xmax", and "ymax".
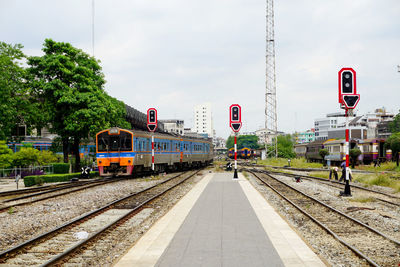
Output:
[
  {"xmin": 147, "ymin": 108, "xmax": 158, "ymax": 132},
  {"xmin": 338, "ymin": 68, "xmax": 357, "ymax": 105},
  {"xmin": 147, "ymin": 108, "xmax": 157, "ymax": 171},
  {"xmin": 337, "ymin": 68, "xmax": 360, "ymax": 196},
  {"xmin": 229, "ymin": 104, "xmax": 242, "ymax": 179},
  {"xmin": 342, "ymin": 95, "xmax": 360, "ymax": 109},
  {"xmin": 230, "ymin": 104, "xmax": 242, "ymax": 132}
]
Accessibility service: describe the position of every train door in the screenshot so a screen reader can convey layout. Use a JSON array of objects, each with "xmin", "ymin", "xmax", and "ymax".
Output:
[{"xmin": 379, "ymin": 141, "xmax": 384, "ymax": 158}]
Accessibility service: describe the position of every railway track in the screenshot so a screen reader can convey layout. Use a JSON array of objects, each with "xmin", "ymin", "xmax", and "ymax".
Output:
[
  {"xmin": 241, "ymin": 166, "xmax": 400, "ymax": 207},
  {"xmin": 238, "ymin": 162, "xmax": 391, "ymax": 174},
  {"xmin": 0, "ymin": 169, "xmax": 202, "ymax": 266},
  {"xmin": 0, "ymin": 179, "xmax": 102, "ymax": 198},
  {"xmin": 247, "ymin": 169, "xmax": 400, "ymax": 266},
  {"xmin": 0, "ymin": 178, "xmax": 124, "ymax": 213}
]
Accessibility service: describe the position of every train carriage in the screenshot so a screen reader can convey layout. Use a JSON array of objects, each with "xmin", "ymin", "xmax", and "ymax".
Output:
[
  {"xmin": 240, "ymin": 147, "xmax": 253, "ymax": 159},
  {"xmin": 294, "ymin": 143, "xmax": 307, "ymax": 158},
  {"xmin": 305, "ymin": 139, "xmax": 333, "ymax": 163},
  {"xmin": 96, "ymin": 127, "xmax": 213, "ymax": 177},
  {"xmin": 324, "ymin": 139, "xmax": 359, "ymax": 164},
  {"xmin": 359, "ymin": 138, "xmax": 391, "ymax": 164}
]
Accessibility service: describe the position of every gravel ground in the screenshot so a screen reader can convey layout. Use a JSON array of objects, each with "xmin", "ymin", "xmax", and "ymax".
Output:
[
  {"xmin": 272, "ymin": 173, "xmax": 400, "ymax": 242},
  {"xmin": 64, "ymin": 170, "xmax": 209, "ymax": 266},
  {"xmin": 0, "ymin": 175, "xmax": 173, "ymax": 252},
  {"xmin": 246, "ymin": 172, "xmax": 371, "ymax": 267}
]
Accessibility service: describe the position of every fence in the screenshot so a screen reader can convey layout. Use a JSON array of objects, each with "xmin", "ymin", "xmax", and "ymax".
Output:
[{"xmin": 0, "ymin": 165, "xmax": 54, "ymax": 179}]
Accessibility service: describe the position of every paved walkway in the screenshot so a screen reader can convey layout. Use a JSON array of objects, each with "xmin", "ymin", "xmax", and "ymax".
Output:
[{"xmin": 115, "ymin": 172, "xmax": 326, "ymax": 267}]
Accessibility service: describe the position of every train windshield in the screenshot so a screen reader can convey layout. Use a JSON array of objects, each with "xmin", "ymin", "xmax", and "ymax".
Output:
[
  {"xmin": 97, "ymin": 130, "xmax": 133, "ymax": 152},
  {"xmin": 97, "ymin": 132, "xmax": 109, "ymax": 152}
]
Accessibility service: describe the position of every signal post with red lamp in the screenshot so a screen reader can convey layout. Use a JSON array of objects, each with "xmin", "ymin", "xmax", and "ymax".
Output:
[
  {"xmin": 147, "ymin": 108, "xmax": 158, "ymax": 171},
  {"xmin": 229, "ymin": 104, "xmax": 242, "ymax": 179},
  {"xmin": 338, "ymin": 68, "xmax": 360, "ymax": 196}
]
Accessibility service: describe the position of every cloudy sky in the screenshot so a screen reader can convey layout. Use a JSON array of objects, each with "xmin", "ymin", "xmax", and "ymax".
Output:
[{"xmin": 1, "ymin": 0, "xmax": 399, "ymax": 138}]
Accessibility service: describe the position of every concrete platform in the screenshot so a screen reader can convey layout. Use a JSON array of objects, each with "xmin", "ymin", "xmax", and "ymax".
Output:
[{"xmin": 115, "ymin": 172, "xmax": 326, "ymax": 267}]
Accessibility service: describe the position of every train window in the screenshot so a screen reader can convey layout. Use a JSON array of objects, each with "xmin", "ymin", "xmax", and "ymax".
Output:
[
  {"xmin": 97, "ymin": 132, "xmax": 109, "ymax": 152},
  {"xmin": 119, "ymin": 132, "xmax": 132, "ymax": 151},
  {"xmin": 110, "ymin": 137, "xmax": 119, "ymax": 151}
]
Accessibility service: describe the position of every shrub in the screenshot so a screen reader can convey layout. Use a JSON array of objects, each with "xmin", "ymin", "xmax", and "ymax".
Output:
[
  {"xmin": 0, "ymin": 141, "xmax": 13, "ymax": 168},
  {"xmin": 23, "ymin": 171, "xmax": 100, "ymax": 187},
  {"xmin": 52, "ymin": 163, "xmax": 70, "ymax": 174},
  {"xmin": 12, "ymin": 147, "xmax": 40, "ymax": 167},
  {"xmin": 38, "ymin": 150, "xmax": 59, "ymax": 165},
  {"xmin": 34, "ymin": 176, "xmax": 44, "ymax": 186}
]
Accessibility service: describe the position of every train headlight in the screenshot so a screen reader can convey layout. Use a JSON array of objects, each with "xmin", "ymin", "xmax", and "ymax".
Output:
[{"xmin": 99, "ymin": 160, "xmax": 102, "ymax": 164}]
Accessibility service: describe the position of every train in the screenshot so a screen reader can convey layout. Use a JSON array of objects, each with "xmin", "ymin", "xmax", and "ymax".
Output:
[
  {"xmin": 96, "ymin": 127, "xmax": 213, "ymax": 177},
  {"xmin": 227, "ymin": 147, "xmax": 255, "ymax": 159},
  {"xmin": 295, "ymin": 138, "xmax": 392, "ymax": 165}
]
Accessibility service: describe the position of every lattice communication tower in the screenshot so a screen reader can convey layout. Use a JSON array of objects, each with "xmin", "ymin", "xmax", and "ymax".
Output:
[{"xmin": 265, "ymin": 0, "xmax": 278, "ymax": 157}]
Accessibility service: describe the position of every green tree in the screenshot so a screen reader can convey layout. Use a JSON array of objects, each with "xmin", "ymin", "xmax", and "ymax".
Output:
[
  {"xmin": 0, "ymin": 42, "xmax": 27, "ymax": 140},
  {"xmin": 349, "ymin": 148, "xmax": 361, "ymax": 168},
  {"xmin": 12, "ymin": 147, "xmax": 40, "ymax": 167},
  {"xmin": 386, "ymin": 133, "xmax": 400, "ymax": 166},
  {"xmin": 0, "ymin": 141, "xmax": 13, "ymax": 168},
  {"xmin": 276, "ymin": 135, "xmax": 296, "ymax": 158},
  {"xmin": 226, "ymin": 135, "xmax": 259, "ymax": 149},
  {"xmin": 27, "ymin": 39, "xmax": 128, "ymax": 171},
  {"xmin": 389, "ymin": 110, "xmax": 400, "ymax": 133},
  {"xmin": 319, "ymin": 148, "xmax": 329, "ymax": 166},
  {"xmin": 37, "ymin": 150, "xmax": 59, "ymax": 165}
]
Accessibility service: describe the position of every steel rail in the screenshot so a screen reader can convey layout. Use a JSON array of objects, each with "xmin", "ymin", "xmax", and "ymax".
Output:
[
  {"xmin": 0, "ymin": 179, "xmax": 125, "ymax": 213},
  {"xmin": 0, "ymin": 170, "xmax": 197, "ymax": 263},
  {"xmin": 41, "ymin": 169, "xmax": 201, "ymax": 266},
  {"xmin": 0, "ymin": 179, "xmax": 101, "ymax": 197},
  {"xmin": 248, "ymin": 169, "xmax": 400, "ymax": 267},
  {"xmin": 265, "ymin": 168, "xmax": 400, "ymax": 202},
  {"xmin": 241, "ymin": 165, "xmax": 400, "ymax": 202}
]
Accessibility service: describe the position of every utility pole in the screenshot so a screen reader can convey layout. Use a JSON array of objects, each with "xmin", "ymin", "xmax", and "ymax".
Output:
[{"xmin": 265, "ymin": 0, "xmax": 278, "ymax": 158}]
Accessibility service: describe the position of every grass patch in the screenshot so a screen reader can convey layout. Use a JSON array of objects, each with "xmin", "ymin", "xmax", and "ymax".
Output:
[
  {"xmin": 8, "ymin": 207, "xmax": 15, "ymax": 214},
  {"xmin": 354, "ymin": 173, "xmax": 400, "ymax": 192},
  {"xmin": 256, "ymin": 158, "xmax": 323, "ymax": 169},
  {"xmin": 349, "ymin": 197, "xmax": 376, "ymax": 203},
  {"xmin": 213, "ymin": 160, "xmax": 229, "ymax": 172},
  {"xmin": 312, "ymin": 172, "xmax": 329, "ymax": 179},
  {"xmin": 355, "ymin": 161, "xmax": 399, "ymax": 172},
  {"xmin": 242, "ymin": 171, "xmax": 249, "ymax": 179}
]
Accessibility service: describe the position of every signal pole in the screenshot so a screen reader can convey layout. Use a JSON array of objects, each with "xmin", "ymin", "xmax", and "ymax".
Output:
[
  {"xmin": 234, "ymin": 133, "xmax": 238, "ymax": 178},
  {"xmin": 265, "ymin": 0, "xmax": 278, "ymax": 158}
]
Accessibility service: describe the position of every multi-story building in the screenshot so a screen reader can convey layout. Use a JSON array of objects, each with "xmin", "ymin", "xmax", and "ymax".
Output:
[
  {"xmin": 314, "ymin": 117, "xmax": 338, "ymax": 140},
  {"xmin": 193, "ymin": 103, "xmax": 214, "ymax": 138},
  {"xmin": 159, "ymin": 119, "xmax": 184, "ymax": 135},
  {"xmin": 356, "ymin": 108, "xmax": 394, "ymax": 138},
  {"xmin": 297, "ymin": 129, "xmax": 315, "ymax": 143}
]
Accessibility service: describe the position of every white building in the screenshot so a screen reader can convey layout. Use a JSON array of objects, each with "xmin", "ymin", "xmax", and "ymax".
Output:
[
  {"xmin": 314, "ymin": 117, "xmax": 338, "ymax": 140},
  {"xmin": 193, "ymin": 103, "xmax": 214, "ymax": 138},
  {"xmin": 159, "ymin": 119, "xmax": 184, "ymax": 135}
]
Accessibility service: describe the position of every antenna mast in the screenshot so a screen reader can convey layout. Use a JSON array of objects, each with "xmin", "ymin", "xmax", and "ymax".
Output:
[{"xmin": 265, "ymin": 0, "xmax": 278, "ymax": 158}]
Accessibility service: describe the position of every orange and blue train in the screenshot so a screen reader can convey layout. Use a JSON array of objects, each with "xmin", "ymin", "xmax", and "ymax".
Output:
[
  {"xmin": 227, "ymin": 147, "xmax": 255, "ymax": 159},
  {"xmin": 96, "ymin": 127, "xmax": 213, "ymax": 177}
]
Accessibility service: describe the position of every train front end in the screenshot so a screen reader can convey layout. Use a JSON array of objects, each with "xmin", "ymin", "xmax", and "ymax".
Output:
[{"xmin": 96, "ymin": 128, "xmax": 135, "ymax": 177}]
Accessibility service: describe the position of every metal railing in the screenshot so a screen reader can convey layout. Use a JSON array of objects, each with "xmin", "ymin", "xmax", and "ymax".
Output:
[{"xmin": 0, "ymin": 165, "xmax": 54, "ymax": 179}]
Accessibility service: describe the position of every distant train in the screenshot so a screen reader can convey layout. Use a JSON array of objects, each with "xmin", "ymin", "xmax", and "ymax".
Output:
[
  {"xmin": 227, "ymin": 147, "xmax": 255, "ymax": 159},
  {"xmin": 294, "ymin": 138, "xmax": 392, "ymax": 165},
  {"xmin": 96, "ymin": 127, "xmax": 213, "ymax": 177},
  {"xmin": 7, "ymin": 139, "xmax": 95, "ymax": 158}
]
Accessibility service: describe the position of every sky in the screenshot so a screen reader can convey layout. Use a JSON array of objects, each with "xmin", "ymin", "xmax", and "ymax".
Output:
[{"xmin": 1, "ymin": 0, "xmax": 399, "ymax": 139}]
